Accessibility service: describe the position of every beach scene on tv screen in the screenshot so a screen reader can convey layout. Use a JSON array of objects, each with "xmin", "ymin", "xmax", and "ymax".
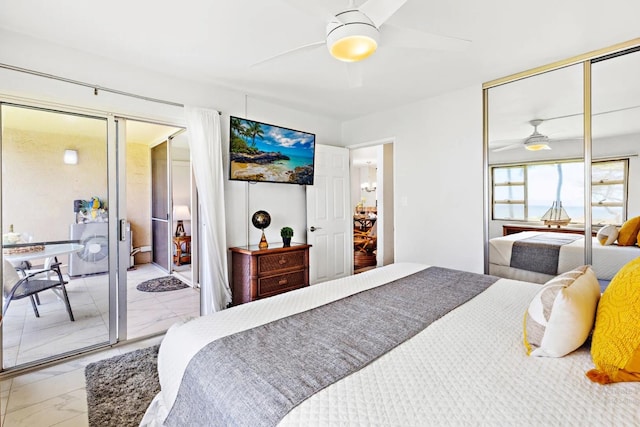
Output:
[{"xmin": 230, "ymin": 117, "xmax": 315, "ymax": 184}]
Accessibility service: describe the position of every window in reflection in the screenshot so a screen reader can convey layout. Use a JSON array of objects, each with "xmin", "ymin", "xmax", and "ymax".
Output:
[
  {"xmin": 592, "ymin": 160, "xmax": 628, "ymax": 225},
  {"xmin": 492, "ymin": 166, "xmax": 525, "ymax": 220},
  {"xmin": 492, "ymin": 159, "xmax": 627, "ymax": 224}
]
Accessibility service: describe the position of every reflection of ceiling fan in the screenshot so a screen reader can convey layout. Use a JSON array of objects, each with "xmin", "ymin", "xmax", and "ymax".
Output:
[
  {"xmin": 254, "ymin": 0, "xmax": 471, "ymax": 87},
  {"xmin": 492, "ymin": 105, "xmax": 640, "ymax": 153},
  {"xmin": 492, "ymin": 119, "xmax": 562, "ymax": 152}
]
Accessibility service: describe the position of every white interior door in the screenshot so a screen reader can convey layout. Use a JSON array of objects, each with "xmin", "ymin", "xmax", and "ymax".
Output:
[{"xmin": 306, "ymin": 144, "xmax": 352, "ymax": 284}]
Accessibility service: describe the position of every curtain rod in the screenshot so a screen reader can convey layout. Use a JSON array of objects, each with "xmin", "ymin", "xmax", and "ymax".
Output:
[{"xmin": 0, "ymin": 62, "xmax": 222, "ymax": 114}]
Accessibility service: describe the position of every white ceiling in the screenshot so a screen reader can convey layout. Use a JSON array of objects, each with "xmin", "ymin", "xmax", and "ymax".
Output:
[{"xmin": 1, "ymin": 1, "xmax": 639, "ymax": 121}]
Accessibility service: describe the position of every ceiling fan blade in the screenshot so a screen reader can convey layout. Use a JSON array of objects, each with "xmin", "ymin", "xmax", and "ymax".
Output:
[
  {"xmin": 251, "ymin": 41, "xmax": 326, "ymax": 67},
  {"xmin": 346, "ymin": 62, "xmax": 364, "ymax": 88},
  {"xmin": 543, "ymin": 104, "xmax": 640, "ymax": 122},
  {"xmin": 490, "ymin": 137, "xmax": 523, "ymax": 145},
  {"xmin": 549, "ymin": 137, "xmax": 583, "ymax": 143},
  {"xmin": 492, "ymin": 143, "xmax": 523, "ymax": 153},
  {"xmin": 381, "ymin": 24, "xmax": 471, "ymax": 51},
  {"xmin": 358, "ymin": 0, "xmax": 407, "ymax": 28}
]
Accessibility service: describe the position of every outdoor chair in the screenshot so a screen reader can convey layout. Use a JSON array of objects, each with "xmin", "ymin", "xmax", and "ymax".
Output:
[{"xmin": 2, "ymin": 259, "xmax": 75, "ymax": 321}]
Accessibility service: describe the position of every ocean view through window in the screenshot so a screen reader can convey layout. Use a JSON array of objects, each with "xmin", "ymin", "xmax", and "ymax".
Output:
[{"xmin": 492, "ymin": 159, "xmax": 627, "ymax": 225}]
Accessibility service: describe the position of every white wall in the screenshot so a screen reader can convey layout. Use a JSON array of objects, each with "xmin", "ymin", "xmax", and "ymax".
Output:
[
  {"xmin": 0, "ymin": 29, "xmax": 342, "ymax": 253},
  {"xmin": 342, "ymin": 85, "xmax": 484, "ymax": 273}
]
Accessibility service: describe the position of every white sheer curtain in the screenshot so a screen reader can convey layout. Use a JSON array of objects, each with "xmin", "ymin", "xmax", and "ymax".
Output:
[{"xmin": 184, "ymin": 106, "xmax": 232, "ymax": 313}]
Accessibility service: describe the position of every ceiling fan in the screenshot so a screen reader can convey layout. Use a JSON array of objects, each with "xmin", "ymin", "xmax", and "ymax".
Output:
[
  {"xmin": 491, "ymin": 105, "xmax": 640, "ymax": 153},
  {"xmin": 492, "ymin": 119, "xmax": 561, "ymax": 152},
  {"xmin": 254, "ymin": 0, "xmax": 471, "ymax": 87}
]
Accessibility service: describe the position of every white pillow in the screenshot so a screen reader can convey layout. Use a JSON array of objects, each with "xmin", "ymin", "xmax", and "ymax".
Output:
[
  {"xmin": 524, "ymin": 265, "xmax": 601, "ymax": 357},
  {"xmin": 596, "ymin": 224, "xmax": 619, "ymax": 246},
  {"xmin": 3, "ymin": 259, "xmax": 21, "ymax": 296}
]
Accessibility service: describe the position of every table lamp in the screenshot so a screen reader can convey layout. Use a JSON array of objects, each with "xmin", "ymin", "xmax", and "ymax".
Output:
[{"xmin": 173, "ymin": 205, "xmax": 191, "ymax": 237}]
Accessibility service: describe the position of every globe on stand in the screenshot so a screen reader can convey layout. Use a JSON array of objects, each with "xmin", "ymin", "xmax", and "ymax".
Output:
[{"xmin": 251, "ymin": 210, "xmax": 271, "ymax": 249}]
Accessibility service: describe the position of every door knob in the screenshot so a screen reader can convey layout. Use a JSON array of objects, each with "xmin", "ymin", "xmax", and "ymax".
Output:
[{"xmin": 309, "ymin": 226, "xmax": 322, "ymax": 232}]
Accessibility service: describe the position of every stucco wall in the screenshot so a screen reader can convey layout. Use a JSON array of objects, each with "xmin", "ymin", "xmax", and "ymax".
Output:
[{"xmin": 2, "ymin": 127, "xmax": 108, "ymax": 242}]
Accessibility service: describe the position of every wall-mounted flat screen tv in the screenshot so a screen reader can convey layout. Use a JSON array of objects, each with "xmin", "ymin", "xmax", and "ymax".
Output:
[{"xmin": 229, "ymin": 116, "xmax": 315, "ymax": 185}]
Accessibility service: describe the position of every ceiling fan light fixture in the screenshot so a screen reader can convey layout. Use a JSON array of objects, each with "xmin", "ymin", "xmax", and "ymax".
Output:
[
  {"xmin": 327, "ymin": 10, "xmax": 379, "ymax": 62},
  {"xmin": 524, "ymin": 142, "xmax": 551, "ymax": 151},
  {"xmin": 524, "ymin": 135, "xmax": 551, "ymax": 151},
  {"xmin": 524, "ymin": 123, "xmax": 551, "ymax": 150},
  {"xmin": 329, "ymin": 33, "xmax": 378, "ymax": 62}
]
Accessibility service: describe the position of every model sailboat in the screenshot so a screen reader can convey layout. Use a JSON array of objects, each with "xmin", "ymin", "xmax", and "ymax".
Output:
[
  {"xmin": 540, "ymin": 201, "xmax": 571, "ymax": 227},
  {"xmin": 541, "ymin": 164, "xmax": 571, "ymax": 227}
]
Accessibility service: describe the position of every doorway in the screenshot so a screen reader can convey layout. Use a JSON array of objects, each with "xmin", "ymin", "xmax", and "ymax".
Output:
[
  {"xmin": 121, "ymin": 119, "xmax": 199, "ymax": 340},
  {"xmin": 170, "ymin": 132, "xmax": 194, "ymax": 285},
  {"xmin": 350, "ymin": 143, "xmax": 395, "ymax": 273}
]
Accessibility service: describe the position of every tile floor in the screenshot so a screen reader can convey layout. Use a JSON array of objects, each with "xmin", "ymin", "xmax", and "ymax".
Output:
[{"xmin": 1, "ymin": 263, "xmax": 200, "ymax": 426}]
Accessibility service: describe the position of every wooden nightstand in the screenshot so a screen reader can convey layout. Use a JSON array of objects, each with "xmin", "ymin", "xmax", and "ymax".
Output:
[
  {"xmin": 502, "ymin": 224, "xmax": 596, "ymax": 236},
  {"xmin": 229, "ymin": 243, "xmax": 310, "ymax": 305},
  {"xmin": 173, "ymin": 235, "xmax": 191, "ymax": 266}
]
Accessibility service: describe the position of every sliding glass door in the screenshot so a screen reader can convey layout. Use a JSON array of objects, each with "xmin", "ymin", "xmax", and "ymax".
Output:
[
  {"xmin": 0, "ymin": 104, "xmax": 200, "ymax": 371},
  {"xmin": 0, "ymin": 103, "xmax": 117, "ymax": 370}
]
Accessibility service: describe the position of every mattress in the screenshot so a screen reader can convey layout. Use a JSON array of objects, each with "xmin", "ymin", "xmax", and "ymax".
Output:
[
  {"xmin": 141, "ymin": 262, "xmax": 640, "ymax": 426},
  {"xmin": 489, "ymin": 231, "xmax": 640, "ymax": 282}
]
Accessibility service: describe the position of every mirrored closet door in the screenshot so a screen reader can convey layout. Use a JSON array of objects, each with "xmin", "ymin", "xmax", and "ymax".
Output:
[
  {"xmin": 486, "ymin": 64, "xmax": 585, "ymax": 284},
  {"xmin": 484, "ymin": 40, "xmax": 640, "ymax": 289},
  {"xmin": 590, "ymin": 48, "xmax": 640, "ymax": 280}
]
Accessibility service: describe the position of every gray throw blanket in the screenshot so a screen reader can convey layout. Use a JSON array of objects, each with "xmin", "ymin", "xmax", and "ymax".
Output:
[
  {"xmin": 165, "ymin": 267, "xmax": 499, "ymax": 427},
  {"xmin": 510, "ymin": 233, "xmax": 582, "ymax": 275}
]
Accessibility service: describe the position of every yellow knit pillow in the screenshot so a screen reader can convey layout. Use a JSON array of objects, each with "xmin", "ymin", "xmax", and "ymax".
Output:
[
  {"xmin": 617, "ymin": 216, "xmax": 640, "ymax": 246},
  {"xmin": 587, "ymin": 256, "xmax": 640, "ymax": 384}
]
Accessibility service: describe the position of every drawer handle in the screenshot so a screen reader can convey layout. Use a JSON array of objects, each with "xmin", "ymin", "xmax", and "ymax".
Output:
[
  {"xmin": 278, "ymin": 258, "xmax": 287, "ymax": 265},
  {"xmin": 278, "ymin": 278, "xmax": 288, "ymax": 285}
]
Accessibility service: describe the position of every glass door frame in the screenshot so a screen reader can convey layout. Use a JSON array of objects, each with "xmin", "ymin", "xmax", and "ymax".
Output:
[{"xmin": 115, "ymin": 117, "xmax": 128, "ymax": 341}]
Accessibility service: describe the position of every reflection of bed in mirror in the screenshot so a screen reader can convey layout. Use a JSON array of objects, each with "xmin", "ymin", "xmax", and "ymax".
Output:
[{"xmin": 489, "ymin": 231, "xmax": 640, "ymax": 286}]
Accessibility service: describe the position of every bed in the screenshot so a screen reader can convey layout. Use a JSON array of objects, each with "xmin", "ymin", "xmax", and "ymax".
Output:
[
  {"xmin": 489, "ymin": 231, "xmax": 640, "ymax": 284},
  {"xmin": 141, "ymin": 263, "xmax": 639, "ymax": 426}
]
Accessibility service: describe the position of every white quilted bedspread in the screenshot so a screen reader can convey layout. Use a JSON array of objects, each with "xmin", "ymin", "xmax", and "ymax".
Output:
[{"xmin": 142, "ymin": 263, "xmax": 640, "ymax": 426}]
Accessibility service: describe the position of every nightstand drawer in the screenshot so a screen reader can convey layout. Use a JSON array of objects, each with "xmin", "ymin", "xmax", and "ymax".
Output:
[
  {"xmin": 258, "ymin": 251, "xmax": 305, "ymax": 274},
  {"xmin": 258, "ymin": 270, "xmax": 306, "ymax": 297},
  {"xmin": 230, "ymin": 244, "xmax": 310, "ymax": 305}
]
